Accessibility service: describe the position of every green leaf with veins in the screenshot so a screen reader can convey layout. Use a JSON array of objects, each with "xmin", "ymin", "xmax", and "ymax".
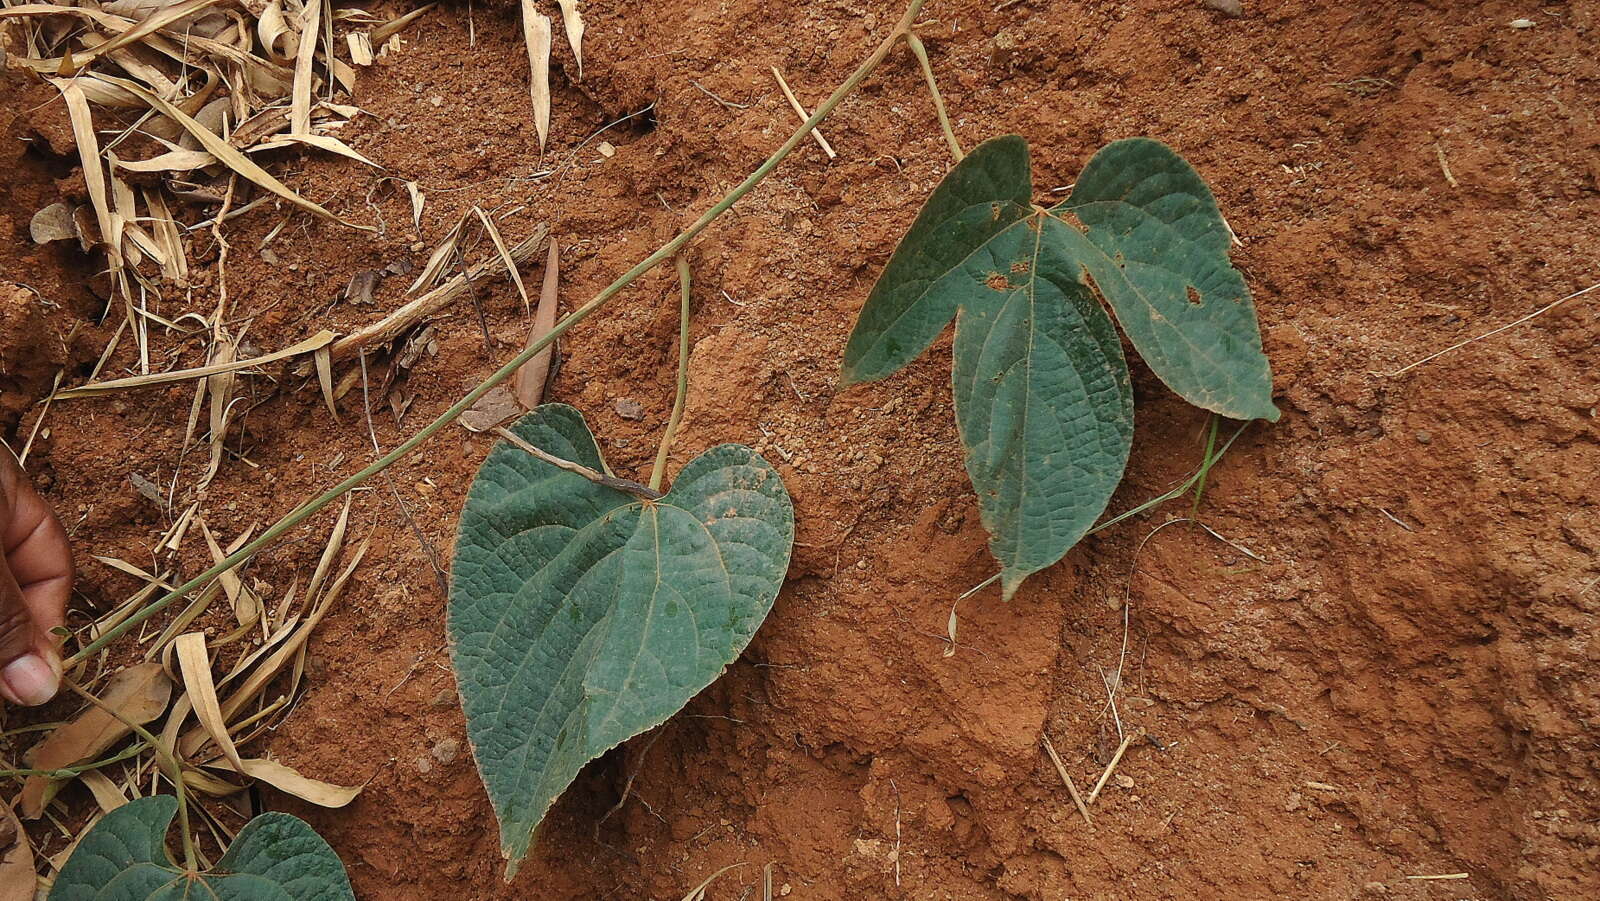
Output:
[
  {"xmin": 842, "ymin": 135, "xmax": 1274, "ymax": 597},
  {"xmin": 449, "ymin": 405, "xmax": 793, "ymax": 873},
  {"xmin": 1053, "ymin": 137, "xmax": 1278, "ymax": 422},
  {"xmin": 49, "ymin": 795, "xmax": 354, "ymax": 901}
]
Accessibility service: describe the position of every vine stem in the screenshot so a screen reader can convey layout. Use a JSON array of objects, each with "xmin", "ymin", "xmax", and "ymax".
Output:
[
  {"xmin": 65, "ymin": 680, "xmax": 195, "ymax": 869},
  {"xmin": 649, "ymin": 256, "xmax": 693, "ymax": 492},
  {"xmin": 66, "ymin": 0, "xmax": 932, "ymax": 666},
  {"xmin": 906, "ymin": 32, "xmax": 963, "ymax": 163}
]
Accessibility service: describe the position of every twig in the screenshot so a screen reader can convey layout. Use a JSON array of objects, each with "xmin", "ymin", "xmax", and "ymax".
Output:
[
  {"xmin": 1384, "ymin": 281, "xmax": 1599, "ymax": 376},
  {"xmin": 650, "ymin": 257, "xmax": 693, "ymax": 492},
  {"xmin": 325, "ymin": 225, "xmax": 550, "ymax": 364},
  {"xmin": 690, "ymin": 79, "xmax": 747, "ymax": 109},
  {"xmin": 492, "ymin": 426, "xmax": 663, "ymax": 500},
  {"xmin": 770, "ymin": 66, "xmax": 837, "ymax": 159},
  {"xmin": 1086, "ymin": 733, "xmax": 1135, "ymax": 806},
  {"xmin": 905, "ymin": 32, "xmax": 962, "ymax": 162},
  {"xmin": 1041, "ymin": 734, "xmax": 1093, "ymax": 825}
]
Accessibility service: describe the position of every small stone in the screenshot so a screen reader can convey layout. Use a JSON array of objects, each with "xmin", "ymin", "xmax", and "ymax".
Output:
[
  {"xmin": 430, "ymin": 737, "xmax": 460, "ymax": 764},
  {"xmin": 1509, "ymin": 18, "xmax": 1536, "ymax": 29},
  {"xmin": 598, "ymin": 141, "xmax": 615, "ymax": 158},
  {"xmin": 1285, "ymin": 791, "xmax": 1303, "ymax": 812},
  {"xmin": 1115, "ymin": 773, "xmax": 1135, "ymax": 789},
  {"xmin": 1415, "ymin": 430, "xmax": 1432, "ymax": 444},
  {"xmin": 1204, "ymin": 0, "xmax": 1245, "ymax": 16},
  {"xmin": 415, "ymin": 756, "xmax": 433, "ymax": 775},
  {"xmin": 615, "ymin": 398, "xmax": 645, "ymax": 420},
  {"xmin": 780, "ymin": 885, "xmax": 792, "ymax": 896},
  {"xmin": 1362, "ymin": 883, "xmax": 1388, "ymax": 896}
]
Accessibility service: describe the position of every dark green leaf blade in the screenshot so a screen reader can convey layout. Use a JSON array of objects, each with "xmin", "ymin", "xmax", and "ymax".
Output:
[
  {"xmin": 49, "ymin": 796, "xmax": 355, "ymax": 901},
  {"xmin": 1054, "ymin": 138, "xmax": 1278, "ymax": 421},
  {"xmin": 949, "ymin": 218, "xmax": 1134, "ymax": 598},
  {"xmin": 450, "ymin": 407, "xmax": 793, "ymax": 872},
  {"xmin": 842, "ymin": 135, "xmax": 1033, "ymax": 383}
]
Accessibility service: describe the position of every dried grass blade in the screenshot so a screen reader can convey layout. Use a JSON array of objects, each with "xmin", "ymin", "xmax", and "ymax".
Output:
[
  {"xmin": 347, "ymin": 31, "xmax": 374, "ymax": 66},
  {"xmin": 513, "ymin": 236, "xmax": 560, "ymax": 408},
  {"xmin": 92, "ymin": 75, "xmax": 368, "ymax": 229},
  {"xmin": 473, "ymin": 207, "xmax": 530, "ymax": 312},
  {"xmin": 143, "ymin": 188, "xmax": 188, "ymax": 282},
  {"xmin": 291, "ymin": 0, "xmax": 320, "ymax": 136},
  {"xmin": 279, "ymin": 132, "xmax": 381, "ymax": 168},
  {"xmin": 408, "ymin": 215, "xmax": 464, "ymax": 293},
  {"xmin": 519, "ymin": 0, "xmax": 552, "ymax": 151},
  {"xmin": 406, "ymin": 181, "xmax": 424, "ymax": 230},
  {"xmin": 680, "ymin": 864, "xmax": 745, "ymax": 901},
  {"xmin": 50, "ymin": 81, "xmax": 123, "ymax": 278},
  {"xmin": 314, "ymin": 344, "xmax": 340, "ymax": 421},
  {"xmin": 19, "ymin": 663, "xmax": 172, "ymax": 818},
  {"xmin": 57, "ymin": 329, "xmax": 336, "ymax": 398},
  {"xmin": 304, "ymin": 497, "xmax": 352, "ymax": 607},
  {"xmin": 369, "ymin": 2, "xmax": 436, "ymax": 45},
  {"xmin": 199, "ymin": 520, "xmax": 261, "ymax": 629},
  {"xmin": 117, "ymin": 149, "xmax": 219, "ymax": 173},
  {"xmin": 212, "ymin": 757, "xmax": 362, "ymax": 807},
  {"xmin": 78, "ymin": 770, "xmax": 129, "ymax": 813},
  {"xmin": 58, "ymin": 0, "xmax": 228, "ymax": 74},
  {"xmin": 175, "ymin": 633, "xmax": 246, "ymax": 773},
  {"xmin": 143, "ymin": 582, "xmax": 223, "ymax": 661},
  {"xmin": 556, "ymin": 0, "xmax": 584, "ymax": 79}
]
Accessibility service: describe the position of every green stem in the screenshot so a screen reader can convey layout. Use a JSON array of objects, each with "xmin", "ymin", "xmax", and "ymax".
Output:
[
  {"xmin": 649, "ymin": 257, "xmax": 693, "ymax": 492},
  {"xmin": 1190, "ymin": 414, "xmax": 1220, "ymax": 519},
  {"xmin": 65, "ymin": 681, "xmax": 194, "ymax": 869},
  {"xmin": 906, "ymin": 32, "xmax": 963, "ymax": 163},
  {"xmin": 0, "ymin": 739, "xmax": 150, "ymax": 780},
  {"xmin": 959, "ymin": 421, "xmax": 1251, "ymax": 600},
  {"xmin": 66, "ymin": 0, "xmax": 931, "ymax": 666}
]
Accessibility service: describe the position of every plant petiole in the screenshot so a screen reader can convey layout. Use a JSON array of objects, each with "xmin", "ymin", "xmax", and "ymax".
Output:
[
  {"xmin": 649, "ymin": 256, "xmax": 693, "ymax": 493},
  {"xmin": 906, "ymin": 31, "xmax": 963, "ymax": 163}
]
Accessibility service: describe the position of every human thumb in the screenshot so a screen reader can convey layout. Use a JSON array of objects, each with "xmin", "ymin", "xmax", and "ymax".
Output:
[{"xmin": 0, "ymin": 562, "xmax": 61, "ymax": 707}]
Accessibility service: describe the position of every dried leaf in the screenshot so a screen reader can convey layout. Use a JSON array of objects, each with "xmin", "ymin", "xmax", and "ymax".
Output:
[
  {"xmin": 57, "ymin": 330, "xmax": 336, "ymax": 398},
  {"xmin": 29, "ymin": 202, "xmax": 77, "ymax": 244},
  {"xmin": 92, "ymin": 75, "xmax": 369, "ymax": 229},
  {"xmin": 20, "ymin": 662, "xmax": 172, "ymax": 818},
  {"xmin": 473, "ymin": 207, "xmax": 530, "ymax": 311},
  {"xmin": 0, "ymin": 797, "xmax": 33, "ymax": 901},
  {"xmin": 459, "ymin": 385, "xmax": 523, "ymax": 433},
  {"xmin": 257, "ymin": 0, "xmax": 296, "ymax": 63},
  {"xmin": 210, "ymin": 757, "xmax": 362, "ymax": 808},
  {"xmin": 556, "ymin": 0, "xmax": 584, "ymax": 79},
  {"xmin": 519, "ymin": 0, "xmax": 552, "ymax": 151},
  {"xmin": 58, "ymin": 0, "xmax": 228, "ymax": 74},
  {"xmin": 513, "ymin": 237, "xmax": 560, "ymax": 408},
  {"xmin": 175, "ymin": 633, "xmax": 246, "ymax": 773}
]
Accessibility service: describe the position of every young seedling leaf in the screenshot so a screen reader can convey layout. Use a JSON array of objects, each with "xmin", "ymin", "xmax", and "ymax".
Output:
[
  {"xmin": 842, "ymin": 136, "xmax": 1134, "ymax": 598},
  {"xmin": 450, "ymin": 405, "xmax": 793, "ymax": 872},
  {"xmin": 843, "ymin": 135, "xmax": 1273, "ymax": 597},
  {"xmin": 1052, "ymin": 138, "xmax": 1277, "ymax": 421},
  {"xmin": 48, "ymin": 795, "xmax": 355, "ymax": 901}
]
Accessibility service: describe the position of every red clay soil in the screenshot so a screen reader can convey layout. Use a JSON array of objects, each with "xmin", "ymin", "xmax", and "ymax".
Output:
[{"xmin": 4, "ymin": 0, "xmax": 1599, "ymax": 898}]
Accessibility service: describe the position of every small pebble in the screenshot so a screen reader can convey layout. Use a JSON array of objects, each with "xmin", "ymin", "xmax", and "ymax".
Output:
[
  {"xmin": 615, "ymin": 398, "xmax": 645, "ymax": 420},
  {"xmin": 1509, "ymin": 18, "xmax": 1535, "ymax": 28},
  {"xmin": 430, "ymin": 738, "xmax": 460, "ymax": 764},
  {"xmin": 1415, "ymin": 430, "xmax": 1432, "ymax": 444},
  {"xmin": 1204, "ymin": 0, "xmax": 1245, "ymax": 16}
]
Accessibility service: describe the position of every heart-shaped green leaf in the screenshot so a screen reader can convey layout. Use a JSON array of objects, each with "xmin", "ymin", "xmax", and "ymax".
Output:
[
  {"xmin": 1054, "ymin": 138, "xmax": 1278, "ymax": 421},
  {"xmin": 843, "ymin": 135, "xmax": 1273, "ymax": 597},
  {"xmin": 449, "ymin": 405, "xmax": 793, "ymax": 872},
  {"xmin": 49, "ymin": 795, "xmax": 354, "ymax": 901}
]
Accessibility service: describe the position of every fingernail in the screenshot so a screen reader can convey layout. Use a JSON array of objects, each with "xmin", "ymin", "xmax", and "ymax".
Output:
[{"xmin": 3, "ymin": 652, "xmax": 60, "ymax": 706}]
